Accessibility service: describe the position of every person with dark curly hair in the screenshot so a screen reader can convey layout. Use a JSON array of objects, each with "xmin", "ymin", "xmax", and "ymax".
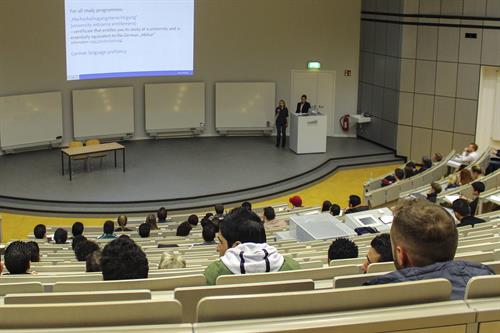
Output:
[
  {"xmin": 100, "ymin": 235, "xmax": 149, "ymax": 280},
  {"xmin": 327, "ymin": 238, "xmax": 359, "ymax": 263},
  {"xmin": 75, "ymin": 240, "xmax": 100, "ymax": 262},
  {"xmin": 362, "ymin": 234, "xmax": 393, "ymax": 273}
]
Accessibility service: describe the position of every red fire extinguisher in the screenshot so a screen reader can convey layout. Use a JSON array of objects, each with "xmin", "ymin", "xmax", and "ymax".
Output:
[{"xmin": 339, "ymin": 114, "xmax": 350, "ymax": 131}]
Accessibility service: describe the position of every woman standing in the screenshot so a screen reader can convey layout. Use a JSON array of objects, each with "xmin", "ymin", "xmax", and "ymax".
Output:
[{"xmin": 275, "ymin": 99, "xmax": 288, "ymax": 148}]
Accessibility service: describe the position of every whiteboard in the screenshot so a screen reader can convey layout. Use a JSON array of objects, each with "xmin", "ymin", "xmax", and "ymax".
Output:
[
  {"xmin": 0, "ymin": 92, "xmax": 63, "ymax": 150},
  {"xmin": 215, "ymin": 82, "xmax": 276, "ymax": 130},
  {"xmin": 72, "ymin": 87, "xmax": 135, "ymax": 139},
  {"xmin": 145, "ymin": 82, "xmax": 205, "ymax": 133}
]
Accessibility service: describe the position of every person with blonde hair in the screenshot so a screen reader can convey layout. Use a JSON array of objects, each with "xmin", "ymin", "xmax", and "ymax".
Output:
[
  {"xmin": 274, "ymin": 99, "xmax": 289, "ymax": 148},
  {"xmin": 445, "ymin": 173, "xmax": 460, "ymax": 190},
  {"xmin": 158, "ymin": 252, "xmax": 186, "ymax": 269}
]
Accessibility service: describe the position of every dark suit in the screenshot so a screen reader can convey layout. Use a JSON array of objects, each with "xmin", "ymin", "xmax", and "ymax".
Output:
[
  {"xmin": 275, "ymin": 107, "xmax": 288, "ymax": 147},
  {"xmin": 470, "ymin": 198, "xmax": 479, "ymax": 216},
  {"xmin": 457, "ymin": 216, "xmax": 486, "ymax": 228},
  {"xmin": 296, "ymin": 102, "xmax": 311, "ymax": 114}
]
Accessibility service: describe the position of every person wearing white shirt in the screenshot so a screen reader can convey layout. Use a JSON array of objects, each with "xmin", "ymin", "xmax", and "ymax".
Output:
[{"xmin": 458, "ymin": 143, "xmax": 480, "ymax": 165}]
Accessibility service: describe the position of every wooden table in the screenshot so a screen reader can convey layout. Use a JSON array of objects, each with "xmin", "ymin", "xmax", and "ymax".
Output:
[{"xmin": 61, "ymin": 142, "xmax": 125, "ymax": 181}]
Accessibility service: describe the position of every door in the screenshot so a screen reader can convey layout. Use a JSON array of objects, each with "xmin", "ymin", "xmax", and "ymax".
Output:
[{"xmin": 291, "ymin": 70, "xmax": 336, "ymax": 136}]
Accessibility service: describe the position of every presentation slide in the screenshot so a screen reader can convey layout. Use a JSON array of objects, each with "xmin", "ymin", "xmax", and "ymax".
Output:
[{"xmin": 65, "ymin": 0, "xmax": 194, "ymax": 80}]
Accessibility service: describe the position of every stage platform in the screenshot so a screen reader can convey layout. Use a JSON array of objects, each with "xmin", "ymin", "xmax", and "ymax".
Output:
[{"xmin": 0, "ymin": 137, "xmax": 403, "ymax": 214}]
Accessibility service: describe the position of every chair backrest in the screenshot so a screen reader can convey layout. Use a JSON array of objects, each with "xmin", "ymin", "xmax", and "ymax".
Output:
[
  {"xmin": 4, "ymin": 289, "xmax": 151, "ymax": 304},
  {"xmin": 333, "ymin": 272, "xmax": 384, "ymax": 288},
  {"xmin": 366, "ymin": 261, "xmax": 396, "ymax": 273},
  {"xmin": 175, "ymin": 279, "xmax": 314, "ymax": 323},
  {"xmin": 216, "ymin": 265, "xmax": 360, "ymax": 285},
  {"xmin": 85, "ymin": 139, "xmax": 101, "ymax": 146},
  {"xmin": 196, "ymin": 279, "xmax": 451, "ymax": 322},
  {"xmin": 0, "ymin": 274, "xmax": 101, "ymax": 284},
  {"xmin": 0, "ymin": 300, "xmax": 182, "ymax": 329},
  {"xmin": 465, "ymin": 275, "xmax": 500, "ymax": 299},
  {"xmin": 0, "ymin": 282, "xmax": 44, "ymax": 296},
  {"xmin": 455, "ymin": 251, "xmax": 495, "ymax": 263},
  {"xmin": 54, "ymin": 274, "xmax": 205, "ymax": 292},
  {"xmin": 68, "ymin": 141, "xmax": 83, "ymax": 148}
]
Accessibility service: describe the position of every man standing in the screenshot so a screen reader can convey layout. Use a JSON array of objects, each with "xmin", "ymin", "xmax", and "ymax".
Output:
[{"xmin": 296, "ymin": 94, "xmax": 311, "ymax": 114}]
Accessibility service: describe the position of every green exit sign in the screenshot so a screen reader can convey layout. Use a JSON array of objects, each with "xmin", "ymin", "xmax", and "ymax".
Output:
[{"xmin": 307, "ymin": 61, "xmax": 321, "ymax": 70}]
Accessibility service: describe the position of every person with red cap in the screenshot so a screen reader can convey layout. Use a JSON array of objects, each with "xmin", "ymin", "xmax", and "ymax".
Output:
[{"xmin": 289, "ymin": 195, "xmax": 303, "ymax": 208}]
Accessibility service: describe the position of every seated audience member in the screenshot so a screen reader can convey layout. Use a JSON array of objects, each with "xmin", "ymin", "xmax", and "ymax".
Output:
[
  {"xmin": 201, "ymin": 213, "xmax": 218, "ymax": 229},
  {"xmin": 157, "ymin": 207, "xmax": 168, "ymax": 223},
  {"xmin": 432, "ymin": 153, "xmax": 443, "ymax": 163},
  {"xmin": 416, "ymin": 156, "xmax": 433, "ymax": 174},
  {"xmin": 138, "ymin": 223, "xmax": 151, "ymax": 238},
  {"xmin": 115, "ymin": 215, "xmax": 132, "ymax": 232},
  {"xmin": 468, "ymin": 181, "xmax": 485, "ymax": 216},
  {"xmin": 86, "ymin": 250, "xmax": 102, "ymax": 272},
  {"xmin": 452, "ymin": 199, "xmax": 486, "ymax": 228},
  {"xmin": 53, "ymin": 228, "xmax": 68, "ymax": 244},
  {"xmin": 241, "ymin": 201, "xmax": 252, "ymax": 211},
  {"xmin": 26, "ymin": 241, "xmax": 40, "ymax": 263},
  {"xmin": 33, "ymin": 224, "xmax": 46, "ymax": 240},
  {"xmin": 71, "ymin": 222, "xmax": 84, "ymax": 238},
  {"xmin": 404, "ymin": 162, "xmax": 416, "ymax": 178},
  {"xmin": 445, "ymin": 173, "xmax": 460, "ymax": 190},
  {"xmin": 75, "ymin": 240, "xmax": 100, "ymax": 261},
  {"xmin": 97, "ymin": 220, "xmax": 117, "ymax": 240},
  {"xmin": 426, "ymin": 182, "xmax": 442, "ymax": 203},
  {"xmin": 100, "ymin": 235, "xmax": 149, "ymax": 280},
  {"xmin": 195, "ymin": 224, "xmax": 217, "ymax": 246},
  {"xmin": 289, "ymin": 195, "xmax": 303, "ymax": 208},
  {"xmin": 328, "ymin": 238, "xmax": 358, "ymax": 263},
  {"xmin": 459, "ymin": 169, "xmax": 473, "ymax": 186},
  {"xmin": 364, "ymin": 199, "xmax": 494, "ymax": 299},
  {"xmin": 345, "ymin": 195, "xmax": 369, "ymax": 214},
  {"xmin": 176, "ymin": 221, "xmax": 192, "ymax": 237},
  {"xmin": 204, "ymin": 208, "xmax": 300, "ymax": 285},
  {"xmin": 4, "ymin": 241, "xmax": 31, "ymax": 274},
  {"xmin": 146, "ymin": 214, "xmax": 159, "ymax": 230},
  {"xmin": 321, "ymin": 200, "xmax": 332, "ymax": 212},
  {"xmin": 71, "ymin": 235, "xmax": 87, "ymax": 251},
  {"xmin": 214, "ymin": 204, "xmax": 225, "ymax": 220},
  {"xmin": 457, "ymin": 143, "xmax": 480, "ymax": 166},
  {"xmin": 381, "ymin": 168, "xmax": 405, "ymax": 187},
  {"xmin": 158, "ymin": 253, "xmax": 186, "ymax": 269},
  {"xmin": 485, "ymin": 148, "xmax": 500, "ymax": 175},
  {"xmin": 362, "ymin": 234, "xmax": 393, "ymax": 273},
  {"xmin": 187, "ymin": 214, "xmax": 199, "ymax": 227},
  {"xmin": 330, "ymin": 204, "xmax": 341, "ymax": 216},
  {"xmin": 262, "ymin": 206, "xmax": 288, "ymax": 229},
  {"xmin": 471, "ymin": 165, "xmax": 483, "ymax": 180}
]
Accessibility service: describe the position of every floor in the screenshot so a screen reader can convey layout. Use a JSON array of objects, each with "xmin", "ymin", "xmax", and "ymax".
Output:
[{"xmin": 0, "ymin": 136, "xmax": 401, "ymax": 214}]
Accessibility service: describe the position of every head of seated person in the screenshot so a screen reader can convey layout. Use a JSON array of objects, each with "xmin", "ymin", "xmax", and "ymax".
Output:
[
  {"xmin": 72, "ymin": 235, "xmax": 87, "ymax": 251},
  {"xmin": 328, "ymin": 238, "xmax": 358, "ymax": 263},
  {"xmin": 321, "ymin": 200, "xmax": 332, "ymax": 212},
  {"xmin": 421, "ymin": 156, "xmax": 433, "ymax": 170},
  {"xmin": 262, "ymin": 206, "xmax": 276, "ymax": 223},
  {"xmin": 460, "ymin": 169, "xmax": 473, "ymax": 185},
  {"xmin": 4, "ymin": 241, "xmax": 31, "ymax": 274},
  {"xmin": 188, "ymin": 214, "xmax": 199, "ymax": 227},
  {"xmin": 75, "ymin": 240, "xmax": 100, "ymax": 262},
  {"xmin": 215, "ymin": 204, "xmax": 224, "ymax": 216},
  {"xmin": 176, "ymin": 221, "xmax": 192, "ymax": 237},
  {"xmin": 362, "ymin": 234, "xmax": 393, "ymax": 273},
  {"xmin": 53, "ymin": 228, "xmax": 68, "ymax": 244},
  {"xmin": 426, "ymin": 182, "xmax": 442, "ymax": 203},
  {"xmin": 98, "ymin": 220, "xmax": 116, "ymax": 239},
  {"xmin": 394, "ymin": 168, "xmax": 405, "ymax": 181},
  {"xmin": 33, "ymin": 224, "xmax": 46, "ymax": 240},
  {"xmin": 116, "ymin": 215, "xmax": 129, "ymax": 231},
  {"xmin": 101, "ymin": 235, "xmax": 148, "ymax": 280},
  {"xmin": 241, "ymin": 201, "xmax": 252, "ymax": 211},
  {"xmin": 289, "ymin": 195, "xmax": 303, "ymax": 208},
  {"xmin": 471, "ymin": 165, "xmax": 483, "ymax": 180},
  {"xmin": 86, "ymin": 250, "xmax": 102, "ymax": 272},
  {"xmin": 71, "ymin": 222, "xmax": 84, "ymax": 238},
  {"xmin": 157, "ymin": 207, "xmax": 168, "ymax": 223},
  {"xmin": 330, "ymin": 204, "xmax": 341, "ymax": 216},
  {"xmin": 364, "ymin": 199, "xmax": 494, "ymax": 299},
  {"xmin": 432, "ymin": 152, "xmax": 443, "ymax": 163},
  {"xmin": 26, "ymin": 241, "xmax": 40, "ymax": 263},
  {"xmin": 346, "ymin": 195, "xmax": 368, "ymax": 213},
  {"xmin": 146, "ymin": 214, "xmax": 159, "ymax": 230},
  {"xmin": 466, "ymin": 143, "xmax": 479, "ymax": 153},
  {"xmin": 199, "ymin": 224, "xmax": 217, "ymax": 245},
  {"xmin": 204, "ymin": 208, "xmax": 300, "ymax": 285},
  {"xmin": 138, "ymin": 223, "xmax": 151, "ymax": 238},
  {"xmin": 158, "ymin": 253, "xmax": 186, "ymax": 269},
  {"xmin": 471, "ymin": 181, "xmax": 485, "ymax": 197},
  {"xmin": 403, "ymin": 165, "xmax": 415, "ymax": 178},
  {"xmin": 446, "ymin": 173, "xmax": 460, "ymax": 189}
]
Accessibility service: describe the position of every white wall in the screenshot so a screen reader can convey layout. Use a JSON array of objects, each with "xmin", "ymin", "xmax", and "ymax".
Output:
[
  {"xmin": 0, "ymin": 0, "xmax": 361, "ymax": 143},
  {"xmin": 477, "ymin": 66, "xmax": 500, "ymax": 150}
]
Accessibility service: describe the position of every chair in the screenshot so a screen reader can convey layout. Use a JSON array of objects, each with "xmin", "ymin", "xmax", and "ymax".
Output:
[
  {"xmin": 175, "ymin": 279, "xmax": 314, "ymax": 323},
  {"xmin": 53, "ymin": 275, "xmax": 205, "ymax": 292},
  {"xmin": 465, "ymin": 275, "xmax": 500, "ymax": 299},
  {"xmin": 465, "ymin": 275, "xmax": 500, "ymax": 332},
  {"xmin": 85, "ymin": 138, "xmax": 107, "ymax": 169},
  {"xmin": 4, "ymin": 289, "xmax": 151, "ymax": 304},
  {"xmin": 0, "ymin": 300, "xmax": 182, "ymax": 329},
  {"xmin": 366, "ymin": 261, "xmax": 396, "ymax": 273},
  {"xmin": 196, "ymin": 279, "xmax": 452, "ymax": 322},
  {"xmin": 68, "ymin": 140, "xmax": 88, "ymax": 171},
  {"xmin": 0, "ymin": 282, "xmax": 43, "ymax": 296},
  {"xmin": 333, "ymin": 272, "xmax": 384, "ymax": 288},
  {"xmin": 216, "ymin": 265, "xmax": 360, "ymax": 285}
]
